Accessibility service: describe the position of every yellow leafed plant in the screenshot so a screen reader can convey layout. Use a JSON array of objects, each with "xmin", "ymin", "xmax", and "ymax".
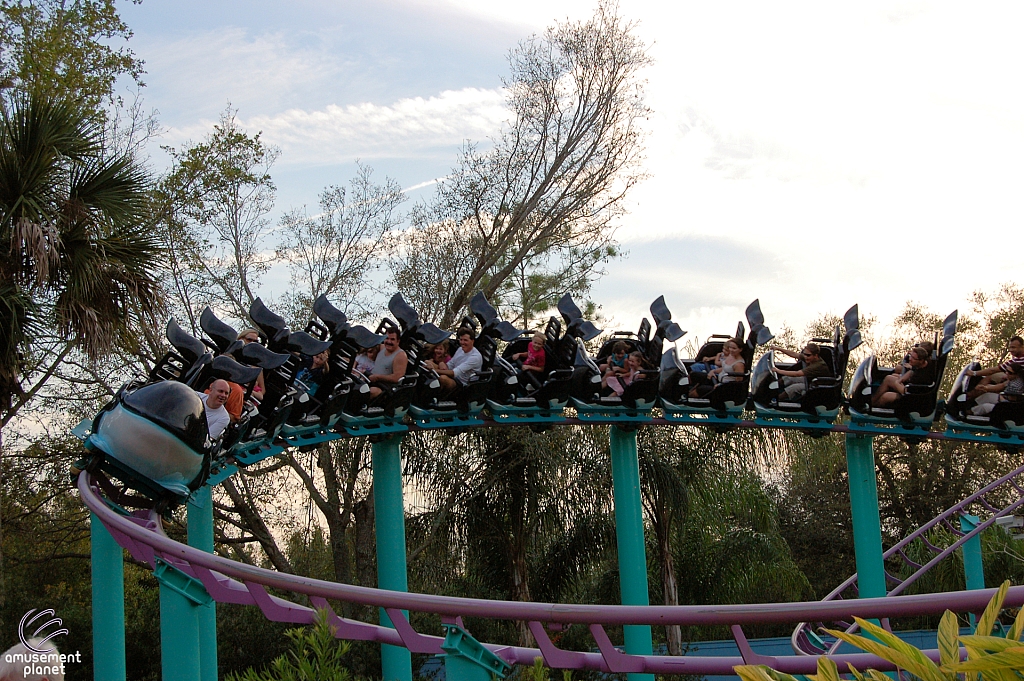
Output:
[{"xmin": 735, "ymin": 580, "xmax": 1024, "ymax": 681}]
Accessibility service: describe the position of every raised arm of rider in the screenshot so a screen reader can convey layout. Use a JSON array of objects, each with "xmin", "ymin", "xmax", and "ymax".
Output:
[{"xmin": 770, "ymin": 346, "xmax": 800, "ymax": 360}]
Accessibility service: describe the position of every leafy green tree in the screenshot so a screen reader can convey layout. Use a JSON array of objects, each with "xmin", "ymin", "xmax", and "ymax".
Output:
[
  {"xmin": 639, "ymin": 426, "xmax": 807, "ymax": 653},
  {"xmin": 0, "ymin": 0, "xmax": 145, "ymax": 108},
  {"xmin": 157, "ymin": 106, "xmax": 278, "ymax": 325},
  {"xmin": 971, "ymin": 283, "xmax": 1024, "ymax": 361},
  {"xmin": 403, "ymin": 426, "xmax": 615, "ymax": 647}
]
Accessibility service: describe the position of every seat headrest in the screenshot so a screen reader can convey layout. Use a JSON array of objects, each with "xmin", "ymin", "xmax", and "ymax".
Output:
[
  {"xmin": 199, "ymin": 307, "xmax": 239, "ymax": 353},
  {"xmin": 312, "ymin": 294, "xmax": 347, "ymax": 333},
  {"xmin": 388, "ymin": 293, "xmax": 420, "ymax": 332},
  {"xmin": 166, "ymin": 318, "xmax": 206, "ymax": 364},
  {"xmin": 210, "ymin": 355, "xmax": 263, "ymax": 385},
  {"xmin": 238, "ymin": 342, "xmax": 291, "ymax": 370}
]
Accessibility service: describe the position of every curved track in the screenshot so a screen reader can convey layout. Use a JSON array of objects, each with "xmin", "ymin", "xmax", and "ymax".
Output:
[
  {"xmin": 80, "ymin": 462, "xmax": 1024, "ymax": 676},
  {"xmin": 792, "ymin": 460, "xmax": 1024, "ymax": 654}
]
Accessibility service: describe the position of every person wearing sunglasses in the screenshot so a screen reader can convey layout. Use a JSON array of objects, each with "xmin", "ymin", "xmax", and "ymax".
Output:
[{"xmin": 770, "ymin": 343, "xmax": 831, "ymax": 400}]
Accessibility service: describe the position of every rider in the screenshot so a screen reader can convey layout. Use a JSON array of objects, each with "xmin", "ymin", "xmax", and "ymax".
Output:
[
  {"xmin": 368, "ymin": 329, "xmax": 408, "ymax": 399},
  {"xmin": 965, "ymin": 336, "xmax": 1024, "ymax": 400},
  {"xmin": 436, "ymin": 327, "xmax": 483, "ymax": 392},
  {"xmin": 770, "ymin": 343, "xmax": 832, "ymax": 400},
  {"xmin": 872, "ymin": 345, "xmax": 935, "ymax": 408},
  {"xmin": 199, "ymin": 379, "xmax": 232, "ymax": 438},
  {"xmin": 971, "ymin": 362, "xmax": 1024, "ymax": 415}
]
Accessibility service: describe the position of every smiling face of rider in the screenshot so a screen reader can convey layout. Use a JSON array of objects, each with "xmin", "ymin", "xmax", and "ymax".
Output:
[
  {"xmin": 432, "ymin": 344, "xmax": 448, "ymax": 363},
  {"xmin": 207, "ymin": 379, "xmax": 230, "ymax": 407}
]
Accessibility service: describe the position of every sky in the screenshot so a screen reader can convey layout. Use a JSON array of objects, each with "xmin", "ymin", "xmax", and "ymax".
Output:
[{"xmin": 119, "ymin": 0, "xmax": 1024, "ymax": 347}]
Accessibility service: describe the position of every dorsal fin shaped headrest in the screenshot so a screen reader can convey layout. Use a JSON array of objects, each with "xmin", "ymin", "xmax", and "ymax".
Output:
[
  {"xmin": 470, "ymin": 292, "xmax": 499, "ymax": 328},
  {"xmin": 286, "ymin": 331, "xmax": 332, "ymax": 357},
  {"xmin": 745, "ymin": 299, "xmax": 765, "ymax": 329},
  {"xmin": 844, "ymin": 304, "xmax": 859, "ymax": 334},
  {"xmin": 210, "ymin": 355, "xmax": 263, "ymax": 385},
  {"xmin": 388, "ymin": 293, "xmax": 420, "ymax": 333},
  {"xmin": 557, "ymin": 294, "xmax": 583, "ymax": 324},
  {"xmin": 312, "ymin": 295, "xmax": 347, "ymax": 332},
  {"xmin": 239, "ymin": 342, "xmax": 291, "ymax": 370},
  {"xmin": 658, "ymin": 319, "xmax": 685, "ymax": 342},
  {"xmin": 166, "ymin": 318, "xmax": 206, "ymax": 364},
  {"xmin": 200, "ymin": 307, "xmax": 238, "ymax": 353},
  {"xmin": 650, "ymin": 295, "xmax": 675, "ymax": 328},
  {"xmin": 495, "ymin": 321, "xmax": 523, "ymax": 342},
  {"xmin": 941, "ymin": 310, "xmax": 958, "ymax": 355},
  {"xmin": 250, "ymin": 298, "xmax": 288, "ymax": 334},
  {"xmin": 349, "ymin": 325, "xmax": 386, "ymax": 350},
  {"xmin": 418, "ymin": 323, "xmax": 452, "ymax": 345}
]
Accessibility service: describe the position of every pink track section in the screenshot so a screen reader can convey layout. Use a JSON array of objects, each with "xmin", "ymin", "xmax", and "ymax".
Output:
[{"xmin": 79, "ymin": 472, "xmax": 1024, "ymax": 675}]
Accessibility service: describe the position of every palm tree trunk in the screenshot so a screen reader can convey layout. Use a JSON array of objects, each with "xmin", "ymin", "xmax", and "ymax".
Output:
[
  {"xmin": 662, "ymin": 541, "xmax": 682, "ymax": 655},
  {"xmin": 512, "ymin": 551, "xmax": 534, "ymax": 646},
  {"xmin": 655, "ymin": 506, "xmax": 682, "ymax": 655}
]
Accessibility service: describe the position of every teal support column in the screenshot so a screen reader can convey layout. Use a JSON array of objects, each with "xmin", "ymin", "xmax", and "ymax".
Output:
[
  {"xmin": 187, "ymin": 486, "xmax": 217, "ymax": 681},
  {"xmin": 608, "ymin": 426, "xmax": 654, "ymax": 681},
  {"xmin": 155, "ymin": 558, "xmax": 211, "ymax": 681},
  {"xmin": 91, "ymin": 513, "xmax": 126, "ymax": 681},
  {"xmin": 960, "ymin": 515, "xmax": 986, "ymax": 591},
  {"xmin": 159, "ymin": 584, "xmax": 202, "ymax": 681},
  {"xmin": 845, "ymin": 434, "xmax": 887, "ymax": 600},
  {"xmin": 960, "ymin": 514, "xmax": 986, "ymax": 628},
  {"xmin": 372, "ymin": 434, "xmax": 413, "ymax": 681}
]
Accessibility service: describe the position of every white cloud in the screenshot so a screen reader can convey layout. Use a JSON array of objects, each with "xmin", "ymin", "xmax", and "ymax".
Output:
[
  {"xmin": 162, "ymin": 87, "xmax": 508, "ymax": 167},
  {"xmin": 143, "ymin": 27, "xmax": 352, "ymax": 118},
  {"xmin": 237, "ymin": 89, "xmax": 508, "ymax": 165}
]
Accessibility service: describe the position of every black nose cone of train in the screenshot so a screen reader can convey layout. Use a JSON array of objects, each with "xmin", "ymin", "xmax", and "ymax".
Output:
[{"xmin": 122, "ymin": 381, "xmax": 210, "ymax": 453}]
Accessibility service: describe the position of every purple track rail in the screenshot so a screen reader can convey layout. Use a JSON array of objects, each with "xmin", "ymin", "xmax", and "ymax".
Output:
[
  {"xmin": 79, "ymin": 472, "xmax": 1024, "ymax": 676},
  {"xmin": 791, "ymin": 460, "xmax": 1024, "ymax": 656}
]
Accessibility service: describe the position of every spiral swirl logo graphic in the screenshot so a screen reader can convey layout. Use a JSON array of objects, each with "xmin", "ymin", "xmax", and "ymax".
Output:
[{"xmin": 18, "ymin": 609, "xmax": 68, "ymax": 653}]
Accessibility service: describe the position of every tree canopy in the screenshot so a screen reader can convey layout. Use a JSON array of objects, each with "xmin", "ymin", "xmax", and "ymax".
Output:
[{"xmin": 393, "ymin": 1, "xmax": 648, "ymax": 328}]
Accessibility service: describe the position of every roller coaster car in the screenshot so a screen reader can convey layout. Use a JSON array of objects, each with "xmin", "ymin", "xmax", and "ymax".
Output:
[
  {"xmin": 848, "ymin": 310, "xmax": 956, "ymax": 428},
  {"xmin": 148, "ymin": 319, "xmax": 210, "ymax": 383},
  {"xmin": 750, "ymin": 305, "xmax": 861, "ymax": 422},
  {"xmin": 308, "ymin": 314, "xmax": 387, "ymax": 428},
  {"xmin": 294, "ymin": 294, "xmax": 368, "ymax": 428},
  {"xmin": 488, "ymin": 318, "xmax": 570, "ymax": 418},
  {"xmin": 944, "ymin": 359, "xmax": 1024, "ymax": 439},
  {"xmin": 342, "ymin": 294, "xmax": 445, "ymax": 421},
  {"xmin": 412, "ymin": 293, "xmax": 519, "ymax": 421},
  {"xmin": 80, "ymin": 321, "xmax": 262, "ymax": 509},
  {"xmin": 199, "ymin": 306, "xmax": 298, "ymax": 450},
  {"xmin": 659, "ymin": 299, "xmax": 770, "ymax": 419},
  {"xmin": 570, "ymin": 295, "xmax": 684, "ymax": 414}
]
